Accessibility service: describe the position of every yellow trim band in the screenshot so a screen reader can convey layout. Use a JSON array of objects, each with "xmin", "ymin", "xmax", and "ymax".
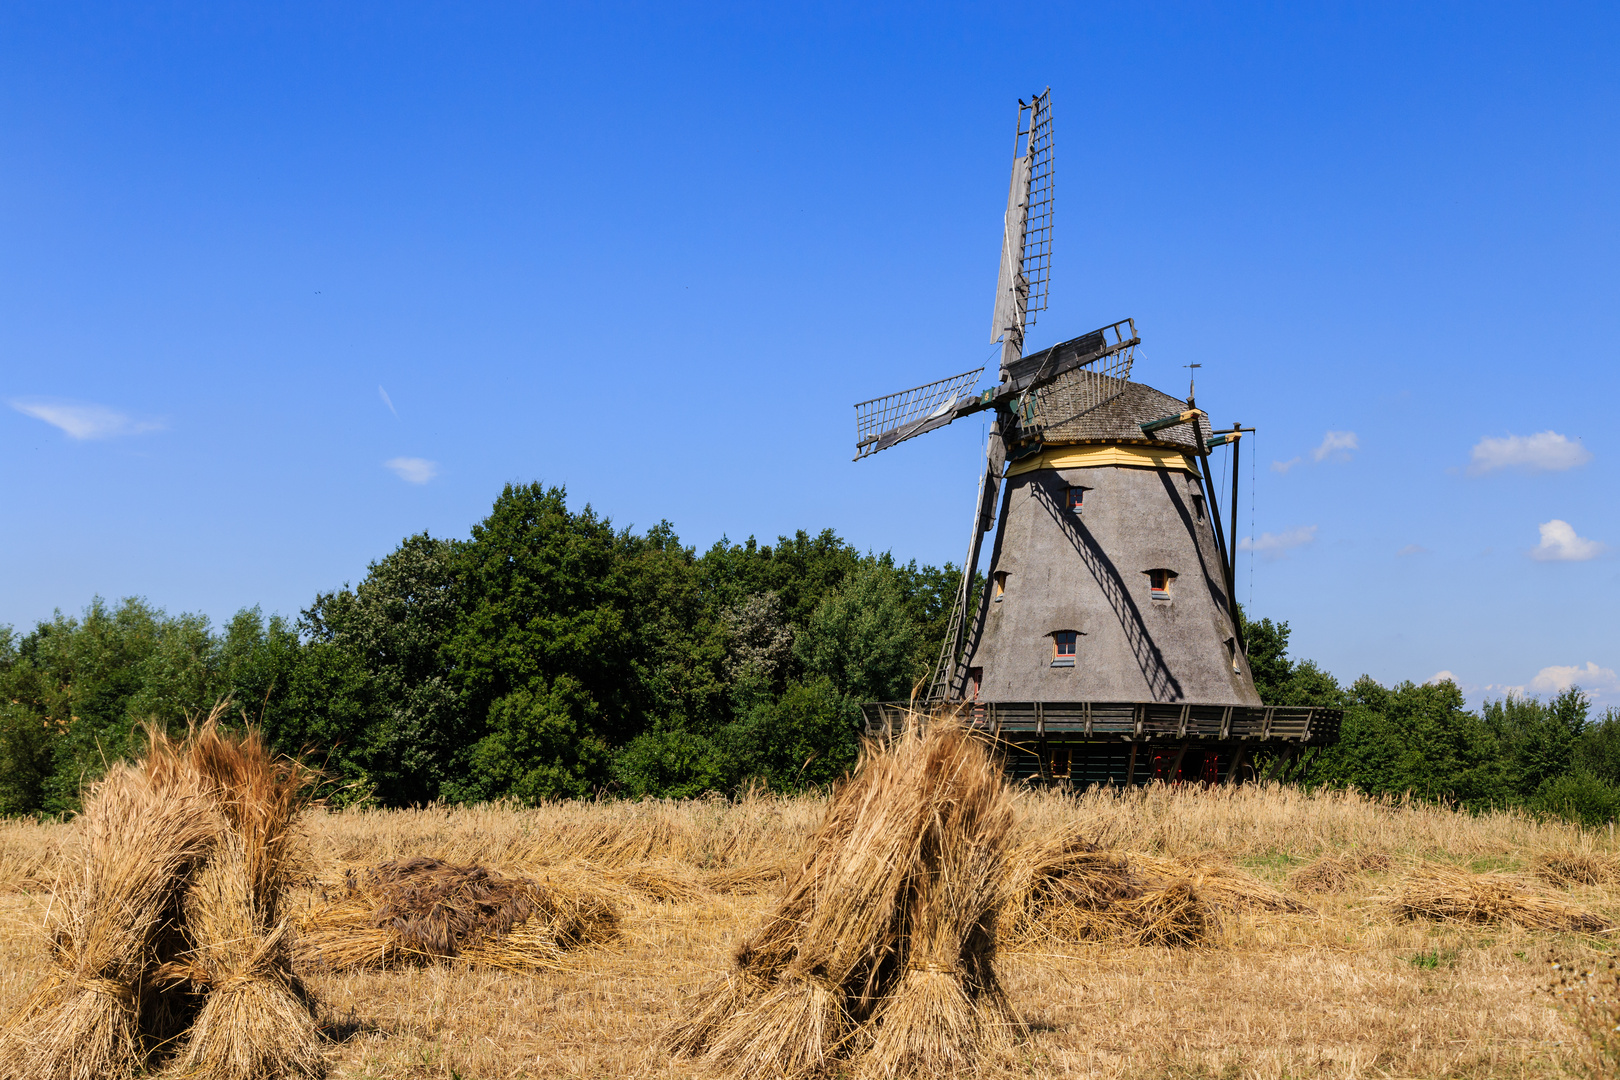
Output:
[{"xmin": 1005, "ymin": 442, "xmax": 1198, "ymax": 477}]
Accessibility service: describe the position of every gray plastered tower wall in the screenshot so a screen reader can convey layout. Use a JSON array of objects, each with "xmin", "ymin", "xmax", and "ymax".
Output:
[{"xmin": 965, "ymin": 379, "xmax": 1262, "ymax": 707}]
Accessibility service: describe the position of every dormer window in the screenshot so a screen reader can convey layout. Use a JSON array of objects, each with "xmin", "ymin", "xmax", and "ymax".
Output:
[
  {"xmin": 993, "ymin": 571, "xmax": 1008, "ymax": 601},
  {"xmin": 1145, "ymin": 569, "xmax": 1176, "ymax": 601},
  {"xmin": 1066, "ymin": 486, "xmax": 1085, "ymax": 512},
  {"xmin": 1051, "ymin": 630, "xmax": 1079, "ymax": 667}
]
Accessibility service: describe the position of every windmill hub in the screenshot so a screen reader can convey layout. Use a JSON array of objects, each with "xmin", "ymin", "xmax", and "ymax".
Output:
[{"xmin": 851, "ymin": 89, "xmax": 1339, "ymax": 787}]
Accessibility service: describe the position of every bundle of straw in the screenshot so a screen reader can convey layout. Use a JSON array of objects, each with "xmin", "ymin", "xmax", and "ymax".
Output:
[
  {"xmin": 1533, "ymin": 851, "xmax": 1617, "ymax": 889},
  {"xmin": 167, "ymin": 719, "xmax": 324, "ymax": 1080},
  {"xmin": 1392, "ymin": 865, "xmax": 1611, "ymax": 932},
  {"xmin": 0, "ymin": 758, "xmax": 219, "ymax": 1080},
  {"xmin": 663, "ymin": 714, "xmax": 1018, "ymax": 1080},
  {"xmin": 1135, "ymin": 856, "xmax": 1311, "ymax": 915},
  {"xmin": 999, "ymin": 828, "xmax": 1143, "ymax": 947},
  {"xmin": 1286, "ymin": 850, "xmax": 1392, "ymax": 894},
  {"xmin": 295, "ymin": 857, "xmax": 617, "ymax": 972}
]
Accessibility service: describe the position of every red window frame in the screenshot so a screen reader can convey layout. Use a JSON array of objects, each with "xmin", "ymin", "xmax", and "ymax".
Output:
[{"xmin": 1053, "ymin": 630, "xmax": 1078, "ymax": 657}]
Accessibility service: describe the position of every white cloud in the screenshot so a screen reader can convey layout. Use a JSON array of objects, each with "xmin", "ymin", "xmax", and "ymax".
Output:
[
  {"xmin": 1530, "ymin": 662, "xmax": 1620, "ymax": 698},
  {"xmin": 1313, "ymin": 430, "xmax": 1359, "ymax": 462},
  {"xmin": 378, "ymin": 386, "xmax": 398, "ymax": 418},
  {"xmin": 1271, "ymin": 456, "xmax": 1303, "ymax": 474},
  {"xmin": 1529, "ymin": 519, "xmax": 1605, "ymax": 562},
  {"xmin": 1239, "ymin": 525, "xmax": 1318, "ymax": 559},
  {"xmin": 1427, "ymin": 670, "xmax": 1457, "ymax": 686},
  {"xmin": 384, "ymin": 457, "xmax": 440, "ymax": 484},
  {"xmin": 1397, "ymin": 544, "xmax": 1428, "ymax": 556},
  {"xmin": 1468, "ymin": 431, "xmax": 1591, "ymax": 475},
  {"xmin": 10, "ymin": 399, "xmax": 163, "ymax": 440}
]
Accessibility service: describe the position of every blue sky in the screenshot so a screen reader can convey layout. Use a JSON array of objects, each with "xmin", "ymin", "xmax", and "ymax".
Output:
[{"xmin": 2, "ymin": 3, "xmax": 1617, "ymax": 706}]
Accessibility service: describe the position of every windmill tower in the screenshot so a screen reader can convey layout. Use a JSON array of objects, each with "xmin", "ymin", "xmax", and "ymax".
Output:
[{"xmin": 854, "ymin": 90, "xmax": 1339, "ymax": 786}]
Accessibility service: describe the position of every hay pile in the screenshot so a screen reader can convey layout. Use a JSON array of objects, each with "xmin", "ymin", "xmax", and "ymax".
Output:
[
  {"xmin": 295, "ymin": 857, "xmax": 618, "ymax": 972},
  {"xmin": 1287, "ymin": 850, "xmax": 1392, "ymax": 893},
  {"xmin": 1392, "ymin": 865, "xmax": 1611, "ymax": 932},
  {"xmin": 0, "ymin": 714, "xmax": 322, "ymax": 1080},
  {"xmin": 662, "ymin": 716, "xmax": 1017, "ymax": 1080}
]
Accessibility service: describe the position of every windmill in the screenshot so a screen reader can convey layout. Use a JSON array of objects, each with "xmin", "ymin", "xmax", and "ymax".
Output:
[{"xmin": 853, "ymin": 89, "xmax": 1339, "ymax": 786}]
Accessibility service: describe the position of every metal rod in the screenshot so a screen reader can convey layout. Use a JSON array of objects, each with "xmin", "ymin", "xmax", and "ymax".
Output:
[
  {"xmin": 1228, "ymin": 423, "xmax": 1242, "ymax": 629},
  {"xmin": 1191, "ymin": 417, "xmax": 1244, "ymax": 655}
]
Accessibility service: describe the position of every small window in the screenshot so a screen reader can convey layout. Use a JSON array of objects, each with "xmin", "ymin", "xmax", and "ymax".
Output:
[
  {"xmin": 1192, "ymin": 494, "xmax": 1205, "ymax": 521},
  {"xmin": 967, "ymin": 666, "xmax": 983, "ymax": 701},
  {"xmin": 1145, "ymin": 569, "xmax": 1176, "ymax": 600},
  {"xmin": 1225, "ymin": 638, "xmax": 1241, "ymax": 674},
  {"xmin": 992, "ymin": 571, "xmax": 1008, "ymax": 601},
  {"xmin": 1048, "ymin": 746, "xmax": 1072, "ymax": 779},
  {"xmin": 1066, "ymin": 486, "xmax": 1085, "ymax": 512},
  {"xmin": 1051, "ymin": 630, "xmax": 1078, "ymax": 667}
]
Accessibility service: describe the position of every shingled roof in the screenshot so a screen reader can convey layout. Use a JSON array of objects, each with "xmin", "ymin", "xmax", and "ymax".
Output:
[{"xmin": 1033, "ymin": 374, "xmax": 1213, "ymax": 448}]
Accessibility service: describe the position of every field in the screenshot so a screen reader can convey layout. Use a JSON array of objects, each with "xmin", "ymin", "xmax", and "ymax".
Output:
[{"xmin": 0, "ymin": 783, "xmax": 1613, "ymax": 1079}]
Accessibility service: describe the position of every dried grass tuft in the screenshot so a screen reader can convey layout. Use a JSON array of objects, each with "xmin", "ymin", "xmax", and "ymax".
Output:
[
  {"xmin": 1392, "ymin": 864, "xmax": 1611, "ymax": 932},
  {"xmin": 662, "ymin": 710, "xmax": 1017, "ymax": 1080},
  {"xmin": 0, "ymin": 747, "xmax": 219, "ymax": 1080},
  {"xmin": 295, "ymin": 856, "xmax": 617, "ymax": 972}
]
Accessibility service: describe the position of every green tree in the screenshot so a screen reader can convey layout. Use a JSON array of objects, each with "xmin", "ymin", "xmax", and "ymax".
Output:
[
  {"xmin": 284, "ymin": 534, "xmax": 463, "ymax": 804},
  {"xmin": 445, "ymin": 483, "xmax": 635, "ymax": 803}
]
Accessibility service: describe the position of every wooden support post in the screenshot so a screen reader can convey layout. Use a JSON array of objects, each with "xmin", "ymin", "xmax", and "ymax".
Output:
[
  {"xmin": 1126, "ymin": 741, "xmax": 1138, "ymax": 787},
  {"xmin": 1224, "ymin": 745, "xmax": 1247, "ymax": 786},
  {"xmin": 1263, "ymin": 745, "xmax": 1296, "ymax": 783},
  {"xmin": 1170, "ymin": 741, "xmax": 1190, "ymax": 782}
]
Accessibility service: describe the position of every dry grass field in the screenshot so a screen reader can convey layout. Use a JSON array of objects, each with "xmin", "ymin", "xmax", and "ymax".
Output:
[{"xmin": 0, "ymin": 782, "xmax": 1614, "ymax": 1079}]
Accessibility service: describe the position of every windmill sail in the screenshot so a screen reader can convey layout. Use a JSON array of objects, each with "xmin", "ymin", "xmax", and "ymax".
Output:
[{"xmin": 990, "ymin": 90, "xmax": 1053, "ymax": 356}]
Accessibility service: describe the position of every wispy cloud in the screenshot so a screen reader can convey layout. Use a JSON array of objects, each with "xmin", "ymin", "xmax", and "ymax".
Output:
[
  {"xmin": 1239, "ymin": 525, "xmax": 1318, "ymax": 559},
  {"xmin": 1427, "ymin": 670, "xmax": 1457, "ymax": 686},
  {"xmin": 1397, "ymin": 544, "xmax": 1428, "ymax": 556},
  {"xmin": 378, "ymin": 385, "xmax": 398, "ymax": 418},
  {"xmin": 10, "ymin": 399, "xmax": 164, "ymax": 440},
  {"xmin": 1313, "ymin": 430, "xmax": 1359, "ymax": 462},
  {"xmin": 384, "ymin": 457, "xmax": 440, "ymax": 484},
  {"xmin": 1529, "ymin": 519, "xmax": 1605, "ymax": 562},
  {"xmin": 1273, "ymin": 430, "xmax": 1358, "ymax": 473},
  {"xmin": 1469, "ymin": 430, "xmax": 1590, "ymax": 474}
]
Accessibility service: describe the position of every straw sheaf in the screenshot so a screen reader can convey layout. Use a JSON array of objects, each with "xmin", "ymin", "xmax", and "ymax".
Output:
[
  {"xmin": 1391, "ymin": 864, "xmax": 1612, "ymax": 932},
  {"xmin": 1532, "ymin": 850, "xmax": 1618, "ymax": 889},
  {"xmin": 1287, "ymin": 850, "xmax": 1393, "ymax": 894},
  {"xmin": 663, "ymin": 712, "xmax": 1019, "ymax": 1080},
  {"xmin": 0, "ymin": 756, "xmax": 220, "ymax": 1080},
  {"xmin": 158, "ymin": 714, "xmax": 325, "ymax": 1080}
]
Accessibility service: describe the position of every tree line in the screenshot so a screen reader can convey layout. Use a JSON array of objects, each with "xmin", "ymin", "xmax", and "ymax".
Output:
[{"xmin": 1, "ymin": 481, "xmax": 1615, "ymax": 821}]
